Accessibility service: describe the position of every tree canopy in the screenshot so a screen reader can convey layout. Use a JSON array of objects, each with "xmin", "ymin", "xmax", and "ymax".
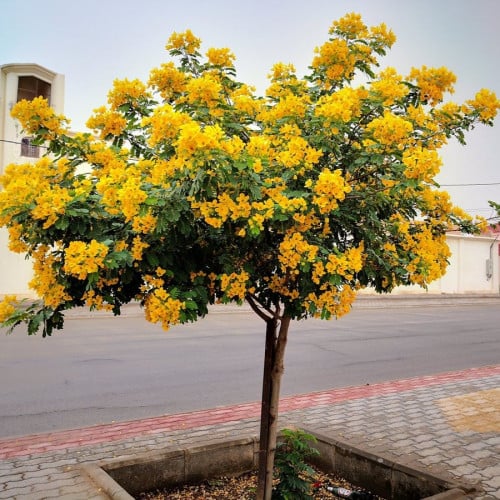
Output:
[{"xmin": 1, "ymin": 12, "xmax": 498, "ymax": 336}]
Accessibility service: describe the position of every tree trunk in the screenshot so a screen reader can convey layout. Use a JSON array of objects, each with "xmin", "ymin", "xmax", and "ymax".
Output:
[{"xmin": 256, "ymin": 314, "xmax": 291, "ymax": 500}]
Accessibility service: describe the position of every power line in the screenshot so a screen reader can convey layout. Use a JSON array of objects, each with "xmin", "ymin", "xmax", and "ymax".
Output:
[
  {"xmin": 0, "ymin": 139, "xmax": 47, "ymax": 149},
  {"xmin": 440, "ymin": 182, "xmax": 500, "ymax": 187}
]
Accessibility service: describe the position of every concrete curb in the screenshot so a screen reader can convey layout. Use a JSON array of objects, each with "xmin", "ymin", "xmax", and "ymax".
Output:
[
  {"xmin": 63, "ymin": 293, "xmax": 500, "ymax": 319},
  {"xmin": 82, "ymin": 430, "xmax": 480, "ymax": 499}
]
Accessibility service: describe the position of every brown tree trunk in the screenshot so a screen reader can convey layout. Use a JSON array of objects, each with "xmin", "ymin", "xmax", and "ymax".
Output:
[{"xmin": 255, "ymin": 314, "xmax": 291, "ymax": 500}]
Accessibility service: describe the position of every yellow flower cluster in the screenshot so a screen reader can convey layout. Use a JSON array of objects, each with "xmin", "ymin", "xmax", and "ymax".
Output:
[
  {"xmin": 325, "ymin": 244, "xmax": 364, "ymax": 280},
  {"xmin": 420, "ymin": 189, "xmax": 453, "ymax": 218},
  {"xmin": 365, "ymin": 111, "xmax": 413, "ymax": 149},
  {"xmin": 0, "ymin": 158, "xmax": 75, "ymax": 231},
  {"xmin": 370, "ymin": 68, "xmax": 409, "ymax": 105},
  {"xmin": 31, "ymin": 186, "xmax": 72, "ymax": 229},
  {"xmin": 175, "ymin": 122, "xmax": 223, "ymax": 157},
  {"xmin": 30, "ymin": 246, "xmax": 72, "ymax": 308},
  {"xmin": 83, "ymin": 290, "xmax": 114, "ymax": 311},
  {"xmin": 190, "ymin": 192, "xmax": 280, "ymax": 233},
  {"xmin": 267, "ymin": 274, "xmax": 300, "ymax": 300},
  {"xmin": 306, "ymin": 284, "xmax": 357, "ymax": 319},
  {"xmin": 117, "ymin": 178, "xmax": 148, "ymax": 221},
  {"xmin": 63, "ymin": 240, "xmax": 109, "ymax": 280},
  {"xmin": 268, "ymin": 62, "xmax": 297, "ymax": 82},
  {"xmin": 206, "ymin": 47, "xmax": 235, "ymax": 67},
  {"xmin": 312, "ymin": 38, "xmax": 354, "ymax": 82},
  {"xmin": 131, "ymin": 236, "xmax": 149, "ymax": 261},
  {"xmin": 7, "ymin": 223, "xmax": 28, "ymax": 253},
  {"xmin": 186, "ymin": 74, "xmax": 223, "ymax": 107},
  {"xmin": 144, "ymin": 288, "xmax": 185, "ymax": 330},
  {"xmin": 0, "ymin": 295, "xmax": 18, "ymax": 323},
  {"xmin": 330, "ymin": 12, "xmax": 368, "ymax": 39},
  {"xmin": 246, "ymin": 136, "xmax": 271, "ymax": 158},
  {"xmin": 86, "ymin": 106, "xmax": 127, "ymax": 138},
  {"xmin": 107, "ymin": 78, "xmax": 148, "ymax": 109},
  {"xmin": 315, "ymin": 87, "xmax": 366, "ymax": 123},
  {"xmin": 278, "ymin": 232, "xmax": 318, "ymax": 271},
  {"xmin": 166, "ymin": 29, "xmax": 201, "ymax": 54},
  {"xmin": 368, "ymin": 23, "xmax": 396, "ymax": 47},
  {"xmin": 259, "ymin": 94, "xmax": 308, "ymax": 122},
  {"xmin": 219, "ymin": 271, "xmax": 251, "ymax": 301},
  {"xmin": 132, "ymin": 212, "xmax": 158, "ymax": 233},
  {"xmin": 277, "ymin": 136, "xmax": 322, "ymax": 170},
  {"xmin": 308, "ymin": 169, "xmax": 352, "ymax": 214},
  {"xmin": 148, "ymin": 62, "xmax": 188, "ymax": 100},
  {"xmin": 408, "ymin": 66, "xmax": 456, "ymax": 105},
  {"xmin": 394, "ymin": 219, "xmax": 451, "ymax": 285},
  {"xmin": 407, "ymin": 105, "xmax": 446, "ymax": 149},
  {"xmin": 143, "ymin": 104, "xmax": 192, "ymax": 146},
  {"xmin": 402, "ymin": 147, "xmax": 442, "ymax": 181},
  {"xmin": 465, "ymin": 89, "xmax": 500, "ymax": 122},
  {"xmin": 11, "ymin": 96, "xmax": 67, "ymax": 139}
]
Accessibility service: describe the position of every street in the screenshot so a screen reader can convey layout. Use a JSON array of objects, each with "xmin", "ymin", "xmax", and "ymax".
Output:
[{"xmin": 1, "ymin": 302, "xmax": 499, "ymax": 438}]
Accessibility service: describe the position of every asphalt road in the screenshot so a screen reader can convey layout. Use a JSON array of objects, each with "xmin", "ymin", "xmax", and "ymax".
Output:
[{"xmin": 1, "ymin": 302, "xmax": 499, "ymax": 438}]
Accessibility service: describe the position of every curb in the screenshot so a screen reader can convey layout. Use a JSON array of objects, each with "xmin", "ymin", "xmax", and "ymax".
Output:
[{"xmin": 63, "ymin": 293, "xmax": 500, "ymax": 319}]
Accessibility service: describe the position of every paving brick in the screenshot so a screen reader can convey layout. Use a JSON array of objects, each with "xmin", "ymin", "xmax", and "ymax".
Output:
[{"xmin": 0, "ymin": 366, "xmax": 498, "ymax": 498}]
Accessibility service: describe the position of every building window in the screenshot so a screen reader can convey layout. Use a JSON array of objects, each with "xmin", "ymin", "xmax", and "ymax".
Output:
[
  {"xmin": 17, "ymin": 76, "xmax": 51, "ymax": 103},
  {"xmin": 21, "ymin": 137, "xmax": 40, "ymax": 158}
]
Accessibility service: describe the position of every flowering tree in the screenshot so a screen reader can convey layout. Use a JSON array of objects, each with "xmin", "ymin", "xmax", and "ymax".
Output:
[{"xmin": 1, "ymin": 13, "xmax": 498, "ymax": 499}]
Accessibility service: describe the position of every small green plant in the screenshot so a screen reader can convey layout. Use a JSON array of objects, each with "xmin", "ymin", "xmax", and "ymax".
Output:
[{"xmin": 273, "ymin": 428, "xmax": 320, "ymax": 499}]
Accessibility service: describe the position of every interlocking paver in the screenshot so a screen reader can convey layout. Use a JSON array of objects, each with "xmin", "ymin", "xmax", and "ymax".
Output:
[{"xmin": 0, "ymin": 365, "xmax": 499, "ymax": 499}]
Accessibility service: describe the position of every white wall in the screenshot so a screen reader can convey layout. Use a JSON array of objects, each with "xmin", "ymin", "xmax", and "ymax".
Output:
[
  {"xmin": 381, "ymin": 232, "xmax": 500, "ymax": 295},
  {"xmin": 0, "ymin": 63, "xmax": 65, "ymax": 298}
]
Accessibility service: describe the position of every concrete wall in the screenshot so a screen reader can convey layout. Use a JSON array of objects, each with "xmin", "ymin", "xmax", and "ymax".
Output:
[
  {"xmin": 380, "ymin": 232, "xmax": 500, "ymax": 296},
  {"xmin": 0, "ymin": 63, "xmax": 65, "ymax": 297}
]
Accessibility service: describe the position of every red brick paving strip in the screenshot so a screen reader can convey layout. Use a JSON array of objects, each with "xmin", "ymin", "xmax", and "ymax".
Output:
[{"xmin": 1, "ymin": 365, "xmax": 498, "ymax": 460}]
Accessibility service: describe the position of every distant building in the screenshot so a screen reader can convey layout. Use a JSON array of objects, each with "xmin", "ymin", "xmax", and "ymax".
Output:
[
  {"xmin": 0, "ymin": 63, "xmax": 65, "ymax": 297},
  {"xmin": 398, "ymin": 232, "xmax": 499, "ymax": 295}
]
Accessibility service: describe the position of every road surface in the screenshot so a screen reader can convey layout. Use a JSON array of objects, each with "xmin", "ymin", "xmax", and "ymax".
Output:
[{"xmin": 1, "ymin": 302, "xmax": 498, "ymax": 437}]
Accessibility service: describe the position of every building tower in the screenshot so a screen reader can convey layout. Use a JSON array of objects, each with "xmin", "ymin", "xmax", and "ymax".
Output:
[{"xmin": 0, "ymin": 63, "xmax": 65, "ymax": 297}]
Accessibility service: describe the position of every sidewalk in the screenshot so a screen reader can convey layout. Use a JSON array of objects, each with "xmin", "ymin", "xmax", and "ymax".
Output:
[
  {"xmin": 0, "ymin": 365, "xmax": 498, "ymax": 499},
  {"xmin": 63, "ymin": 292, "xmax": 500, "ymax": 318}
]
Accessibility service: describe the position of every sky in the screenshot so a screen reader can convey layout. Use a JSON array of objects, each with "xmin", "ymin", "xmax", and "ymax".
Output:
[{"xmin": 1, "ymin": 0, "xmax": 499, "ymax": 219}]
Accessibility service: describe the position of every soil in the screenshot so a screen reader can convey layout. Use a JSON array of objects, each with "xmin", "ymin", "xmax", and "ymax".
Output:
[{"xmin": 138, "ymin": 467, "xmax": 385, "ymax": 499}]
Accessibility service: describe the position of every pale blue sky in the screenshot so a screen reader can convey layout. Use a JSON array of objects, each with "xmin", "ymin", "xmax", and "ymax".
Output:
[{"xmin": 1, "ymin": 0, "xmax": 499, "ymax": 218}]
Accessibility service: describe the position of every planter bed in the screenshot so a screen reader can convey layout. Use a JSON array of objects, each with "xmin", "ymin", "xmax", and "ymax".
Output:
[{"xmin": 81, "ymin": 428, "xmax": 479, "ymax": 499}]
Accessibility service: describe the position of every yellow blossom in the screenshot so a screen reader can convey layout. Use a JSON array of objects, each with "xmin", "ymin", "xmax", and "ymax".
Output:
[
  {"xmin": 408, "ymin": 66, "xmax": 456, "ymax": 105},
  {"xmin": 186, "ymin": 74, "xmax": 222, "ymax": 107},
  {"xmin": 149, "ymin": 62, "xmax": 188, "ymax": 100},
  {"xmin": 206, "ymin": 47, "xmax": 235, "ymax": 67},
  {"xmin": 402, "ymin": 147, "xmax": 442, "ymax": 181},
  {"xmin": 30, "ymin": 246, "xmax": 72, "ymax": 308},
  {"xmin": 0, "ymin": 295, "xmax": 18, "ymax": 322},
  {"xmin": 63, "ymin": 240, "xmax": 109, "ymax": 280},
  {"xmin": 365, "ymin": 111, "xmax": 413, "ymax": 149},
  {"xmin": 310, "ymin": 169, "xmax": 352, "ymax": 214},
  {"xmin": 131, "ymin": 236, "xmax": 150, "ymax": 261},
  {"xmin": 465, "ymin": 89, "xmax": 500, "ymax": 122},
  {"xmin": 219, "ymin": 271, "xmax": 250, "ymax": 301},
  {"xmin": 11, "ymin": 96, "xmax": 68, "ymax": 139},
  {"xmin": 278, "ymin": 232, "xmax": 318, "ymax": 271},
  {"xmin": 166, "ymin": 29, "xmax": 201, "ymax": 54},
  {"xmin": 144, "ymin": 288, "xmax": 185, "ymax": 330},
  {"xmin": 330, "ymin": 12, "xmax": 368, "ymax": 39},
  {"xmin": 86, "ymin": 106, "xmax": 127, "ymax": 138},
  {"xmin": 370, "ymin": 68, "xmax": 409, "ymax": 105},
  {"xmin": 107, "ymin": 78, "xmax": 149, "ymax": 109}
]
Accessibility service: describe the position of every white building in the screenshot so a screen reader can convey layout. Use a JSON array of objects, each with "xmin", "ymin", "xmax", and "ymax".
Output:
[
  {"xmin": 384, "ymin": 232, "xmax": 500, "ymax": 296},
  {"xmin": 0, "ymin": 63, "xmax": 65, "ymax": 297}
]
